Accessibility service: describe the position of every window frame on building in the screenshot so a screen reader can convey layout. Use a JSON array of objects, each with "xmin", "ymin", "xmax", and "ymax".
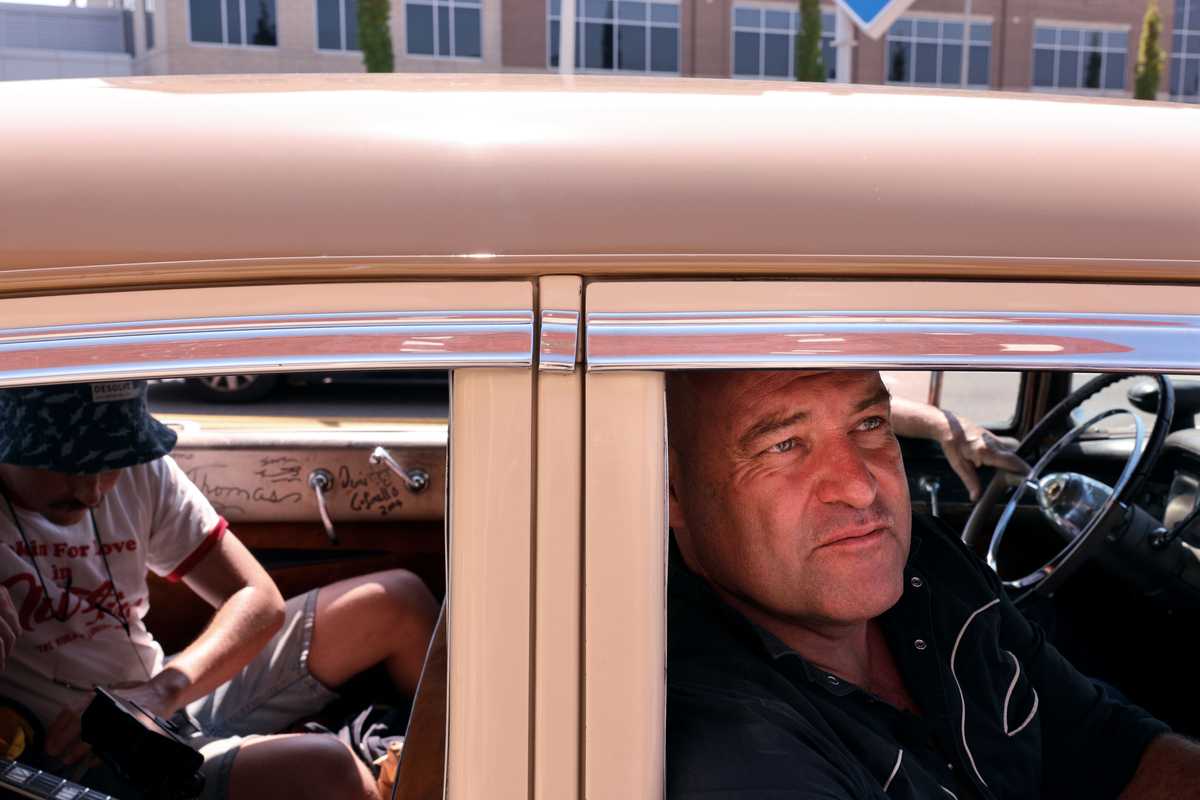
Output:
[
  {"xmin": 121, "ymin": 0, "xmax": 137, "ymax": 56},
  {"xmin": 316, "ymin": 0, "xmax": 360, "ymax": 52},
  {"xmin": 145, "ymin": 0, "xmax": 156, "ymax": 50},
  {"xmin": 187, "ymin": 0, "xmax": 279, "ymax": 48},
  {"xmin": 547, "ymin": 0, "xmax": 682, "ymax": 75},
  {"xmin": 1031, "ymin": 21, "xmax": 1130, "ymax": 96},
  {"xmin": 729, "ymin": 2, "xmax": 837, "ymax": 81},
  {"xmin": 405, "ymin": 0, "xmax": 484, "ymax": 60},
  {"xmin": 884, "ymin": 13, "xmax": 993, "ymax": 89},
  {"xmin": 1170, "ymin": 0, "xmax": 1200, "ymax": 102}
]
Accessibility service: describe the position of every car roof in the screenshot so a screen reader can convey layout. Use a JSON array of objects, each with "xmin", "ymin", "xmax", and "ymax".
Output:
[{"xmin": 1, "ymin": 73, "xmax": 1198, "ymax": 294}]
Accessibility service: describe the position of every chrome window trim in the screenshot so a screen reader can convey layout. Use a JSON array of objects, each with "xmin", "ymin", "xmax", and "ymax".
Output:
[
  {"xmin": 539, "ymin": 309, "xmax": 581, "ymax": 372},
  {"xmin": 585, "ymin": 310, "xmax": 1200, "ymax": 372},
  {"xmin": 0, "ymin": 309, "xmax": 534, "ymax": 387}
]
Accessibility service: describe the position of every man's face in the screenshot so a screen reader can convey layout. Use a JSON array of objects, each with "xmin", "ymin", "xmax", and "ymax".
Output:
[
  {"xmin": 0, "ymin": 464, "xmax": 122, "ymax": 526},
  {"xmin": 669, "ymin": 370, "xmax": 911, "ymax": 628}
]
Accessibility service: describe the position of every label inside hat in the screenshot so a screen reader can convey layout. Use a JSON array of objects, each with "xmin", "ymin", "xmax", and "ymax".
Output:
[{"xmin": 91, "ymin": 381, "xmax": 140, "ymax": 403}]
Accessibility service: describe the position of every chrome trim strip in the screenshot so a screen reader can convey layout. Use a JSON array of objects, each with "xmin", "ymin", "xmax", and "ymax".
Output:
[
  {"xmin": 0, "ymin": 310, "xmax": 533, "ymax": 387},
  {"xmin": 0, "ymin": 310, "xmax": 532, "ymax": 344},
  {"xmin": 586, "ymin": 311, "xmax": 1200, "ymax": 372},
  {"xmin": 539, "ymin": 309, "xmax": 580, "ymax": 373}
]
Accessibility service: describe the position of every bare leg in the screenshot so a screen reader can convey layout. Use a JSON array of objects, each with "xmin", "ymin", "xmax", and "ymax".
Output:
[
  {"xmin": 307, "ymin": 569, "xmax": 439, "ymax": 695},
  {"xmin": 227, "ymin": 733, "xmax": 378, "ymax": 800}
]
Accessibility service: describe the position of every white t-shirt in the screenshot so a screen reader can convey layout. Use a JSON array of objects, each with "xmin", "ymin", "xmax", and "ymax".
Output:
[{"xmin": 0, "ymin": 456, "xmax": 224, "ymax": 727}]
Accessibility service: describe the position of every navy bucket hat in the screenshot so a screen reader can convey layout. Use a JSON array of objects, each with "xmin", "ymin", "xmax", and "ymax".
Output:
[{"xmin": 0, "ymin": 381, "xmax": 177, "ymax": 473}]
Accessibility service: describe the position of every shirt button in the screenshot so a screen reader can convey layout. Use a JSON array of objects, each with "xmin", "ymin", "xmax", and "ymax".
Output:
[
  {"xmin": 910, "ymin": 576, "xmax": 924, "ymax": 589},
  {"xmin": 826, "ymin": 675, "xmax": 840, "ymax": 686},
  {"xmin": 914, "ymin": 639, "xmax": 928, "ymax": 651}
]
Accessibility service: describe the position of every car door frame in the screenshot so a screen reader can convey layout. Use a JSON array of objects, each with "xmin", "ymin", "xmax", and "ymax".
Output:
[{"xmin": 0, "ymin": 278, "xmax": 539, "ymax": 800}]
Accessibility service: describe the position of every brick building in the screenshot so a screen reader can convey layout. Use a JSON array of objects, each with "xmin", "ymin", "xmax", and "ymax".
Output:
[{"xmin": 5, "ymin": 0, "xmax": 1196, "ymax": 100}]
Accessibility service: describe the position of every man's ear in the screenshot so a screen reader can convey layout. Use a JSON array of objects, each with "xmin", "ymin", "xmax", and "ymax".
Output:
[{"xmin": 667, "ymin": 447, "xmax": 688, "ymax": 533}]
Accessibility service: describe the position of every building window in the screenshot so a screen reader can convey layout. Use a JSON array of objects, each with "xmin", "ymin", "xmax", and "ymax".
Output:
[
  {"xmin": 731, "ymin": 5, "xmax": 837, "ymax": 81},
  {"xmin": 318, "ymin": 0, "xmax": 359, "ymax": 50},
  {"xmin": 407, "ymin": 0, "xmax": 482, "ymax": 58},
  {"xmin": 1032, "ymin": 24, "xmax": 1127, "ymax": 92},
  {"xmin": 886, "ymin": 16, "xmax": 991, "ymax": 87},
  {"xmin": 145, "ymin": 0, "xmax": 156, "ymax": 49},
  {"xmin": 548, "ymin": 0, "xmax": 680, "ymax": 73},
  {"xmin": 189, "ymin": 0, "xmax": 277, "ymax": 47},
  {"xmin": 1170, "ymin": 0, "xmax": 1200, "ymax": 101}
]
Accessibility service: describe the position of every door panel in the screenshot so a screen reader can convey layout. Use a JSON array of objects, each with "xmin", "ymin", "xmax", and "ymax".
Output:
[{"xmin": 446, "ymin": 368, "xmax": 533, "ymax": 800}]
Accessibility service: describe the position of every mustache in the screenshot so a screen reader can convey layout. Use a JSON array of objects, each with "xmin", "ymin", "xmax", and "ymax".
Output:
[{"xmin": 48, "ymin": 500, "xmax": 88, "ymax": 511}]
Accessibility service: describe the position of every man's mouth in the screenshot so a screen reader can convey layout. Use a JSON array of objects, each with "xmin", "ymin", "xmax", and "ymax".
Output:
[{"xmin": 817, "ymin": 525, "xmax": 890, "ymax": 550}]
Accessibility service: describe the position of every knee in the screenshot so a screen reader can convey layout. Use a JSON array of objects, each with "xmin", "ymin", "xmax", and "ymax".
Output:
[
  {"xmin": 283, "ymin": 736, "xmax": 374, "ymax": 800},
  {"xmin": 374, "ymin": 569, "xmax": 437, "ymax": 621}
]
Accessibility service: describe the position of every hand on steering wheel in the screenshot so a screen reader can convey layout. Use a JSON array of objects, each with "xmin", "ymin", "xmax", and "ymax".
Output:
[
  {"xmin": 938, "ymin": 409, "xmax": 1030, "ymax": 502},
  {"xmin": 961, "ymin": 374, "xmax": 1174, "ymax": 602}
]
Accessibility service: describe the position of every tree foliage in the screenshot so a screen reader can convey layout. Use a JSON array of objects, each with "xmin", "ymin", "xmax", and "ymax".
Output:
[
  {"xmin": 359, "ymin": 0, "xmax": 395, "ymax": 73},
  {"xmin": 1134, "ymin": 0, "xmax": 1164, "ymax": 100},
  {"xmin": 795, "ymin": 0, "xmax": 826, "ymax": 82}
]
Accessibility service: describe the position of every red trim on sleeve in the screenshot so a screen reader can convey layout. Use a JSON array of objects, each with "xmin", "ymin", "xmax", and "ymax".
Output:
[{"xmin": 166, "ymin": 517, "xmax": 228, "ymax": 583}]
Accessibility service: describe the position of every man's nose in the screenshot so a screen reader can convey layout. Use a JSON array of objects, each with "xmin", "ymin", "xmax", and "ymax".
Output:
[
  {"xmin": 71, "ymin": 474, "xmax": 105, "ymax": 507},
  {"xmin": 813, "ymin": 437, "xmax": 877, "ymax": 508}
]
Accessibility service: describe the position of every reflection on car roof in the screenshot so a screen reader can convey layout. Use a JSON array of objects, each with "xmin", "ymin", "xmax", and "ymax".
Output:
[{"xmin": 1, "ymin": 73, "xmax": 1198, "ymax": 293}]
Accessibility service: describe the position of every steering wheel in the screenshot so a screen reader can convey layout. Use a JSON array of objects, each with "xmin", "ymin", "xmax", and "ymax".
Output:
[{"xmin": 961, "ymin": 374, "xmax": 1174, "ymax": 602}]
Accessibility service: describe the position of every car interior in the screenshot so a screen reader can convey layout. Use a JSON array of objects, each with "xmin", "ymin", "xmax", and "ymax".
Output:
[
  {"xmin": 136, "ymin": 371, "xmax": 450, "ymax": 799},
  {"xmin": 894, "ymin": 369, "xmax": 1200, "ymax": 739}
]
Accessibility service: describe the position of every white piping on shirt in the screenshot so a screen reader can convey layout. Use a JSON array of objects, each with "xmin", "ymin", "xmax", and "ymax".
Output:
[
  {"xmin": 1002, "ymin": 649, "xmax": 1040, "ymax": 736},
  {"xmin": 883, "ymin": 748, "xmax": 903, "ymax": 792},
  {"xmin": 949, "ymin": 597, "xmax": 1000, "ymax": 790},
  {"xmin": 940, "ymin": 786, "xmax": 960, "ymax": 799}
]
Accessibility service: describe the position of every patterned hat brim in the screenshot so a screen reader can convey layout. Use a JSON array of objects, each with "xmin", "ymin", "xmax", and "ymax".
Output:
[{"xmin": 0, "ymin": 383, "xmax": 178, "ymax": 474}]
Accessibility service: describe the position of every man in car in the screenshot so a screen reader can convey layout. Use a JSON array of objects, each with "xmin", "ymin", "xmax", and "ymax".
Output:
[
  {"xmin": 665, "ymin": 369, "xmax": 1198, "ymax": 799},
  {"xmin": 0, "ymin": 381, "xmax": 438, "ymax": 800}
]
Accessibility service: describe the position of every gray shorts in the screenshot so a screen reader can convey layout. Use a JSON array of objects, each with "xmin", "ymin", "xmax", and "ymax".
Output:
[{"xmin": 177, "ymin": 588, "xmax": 339, "ymax": 800}]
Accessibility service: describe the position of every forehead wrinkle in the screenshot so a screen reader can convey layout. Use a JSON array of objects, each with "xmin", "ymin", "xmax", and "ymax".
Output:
[
  {"xmin": 737, "ymin": 408, "xmax": 811, "ymax": 453},
  {"xmin": 732, "ymin": 370, "xmax": 889, "ymax": 449}
]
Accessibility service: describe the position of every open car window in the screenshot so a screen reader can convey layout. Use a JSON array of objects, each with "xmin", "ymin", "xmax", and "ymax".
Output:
[
  {"xmin": 0, "ymin": 368, "xmax": 450, "ymax": 798},
  {"xmin": 581, "ymin": 278, "xmax": 1200, "ymax": 799},
  {"xmin": 1070, "ymin": 372, "xmax": 1196, "ymax": 437},
  {"xmin": 884, "ymin": 370, "xmax": 1023, "ymax": 433}
]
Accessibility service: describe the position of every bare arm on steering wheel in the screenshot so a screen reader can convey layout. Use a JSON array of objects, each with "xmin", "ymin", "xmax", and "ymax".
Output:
[{"xmin": 890, "ymin": 396, "xmax": 1029, "ymax": 501}]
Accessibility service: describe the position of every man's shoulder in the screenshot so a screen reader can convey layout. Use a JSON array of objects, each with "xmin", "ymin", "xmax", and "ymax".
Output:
[
  {"xmin": 99, "ymin": 457, "xmax": 185, "ymax": 534},
  {"xmin": 116, "ymin": 455, "xmax": 191, "ymax": 497}
]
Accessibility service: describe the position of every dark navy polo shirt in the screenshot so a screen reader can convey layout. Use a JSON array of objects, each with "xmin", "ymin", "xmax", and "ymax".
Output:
[{"xmin": 666, "ymin": 514, "xmax": 1169, "ymax": 799}]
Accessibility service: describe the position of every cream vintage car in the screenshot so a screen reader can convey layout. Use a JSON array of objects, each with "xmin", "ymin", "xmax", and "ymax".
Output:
[{"xmin": 0, "ymin": 73, "xmax": 1198, "ymax": 800}]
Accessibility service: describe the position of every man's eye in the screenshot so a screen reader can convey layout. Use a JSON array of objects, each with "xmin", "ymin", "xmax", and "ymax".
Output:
[
  {"xmin": 859, "ymin": 416, "xmax": 886, "ymax": 432},
  {"xmin": 767, "ymin": 438, "xmax": 798, "ymax": 454}
]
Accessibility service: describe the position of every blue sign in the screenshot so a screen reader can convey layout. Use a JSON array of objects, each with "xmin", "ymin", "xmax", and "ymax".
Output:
[{"xmin": 833, "ymin": 0, "xmax": 918, "ymax": 38}]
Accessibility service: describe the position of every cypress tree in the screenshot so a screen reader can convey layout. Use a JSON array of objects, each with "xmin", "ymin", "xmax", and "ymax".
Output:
[
  {"xmin": 1134, "ymin": 0, "xmax": 1164, "ymax": 100},
  {"xmin": 360, "ymin": 0, "xmax": 395, "ymax": 73},
  {"xmin": 795, "ymin": 0, "xmax": 826, "ymax": 81}
]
